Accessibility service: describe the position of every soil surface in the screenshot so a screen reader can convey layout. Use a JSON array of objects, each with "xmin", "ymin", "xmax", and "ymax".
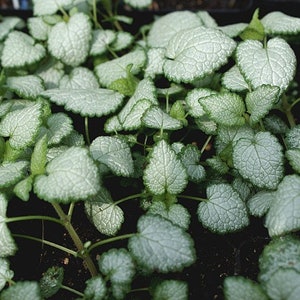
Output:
[{"xmin": 149, "ymin": 0, "xmax": 253, "ymax": 10}]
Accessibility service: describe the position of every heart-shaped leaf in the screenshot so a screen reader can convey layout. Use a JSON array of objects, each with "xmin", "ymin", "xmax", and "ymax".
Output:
[
  {"xmin": 48, "ymin": 13, "xmax": 92, "ymax": 67},
  {"xmin": 236, "ymin": 37, "xmax": 296, "ymax": 91},
  {"xmin": 143, "ymin": 140, "xmax": 188, "ymax": 195},
  {"xmin": 1, "ymin": 31, "xmax": 46, "ymax": 68},
  {"xmin": 34, "ymin": 147, "xmax": 100, "ymax": 203},
  {"xmin": 128, "ymin": 214, "xmax": 196, "ymax": 273},
  {"xmin": 197, "ymin": 183, "xmax": 249, "ymax": 233},
  {"xmin": 153, "ymin": 280, "xmax": 188, "ymax": 300},
  {"xmin": 164, "ymin": 27, "xmax": 236, "ymax": 83},
  {"xmin": 41, "ymin": 88, "xmax": 124, "ymax": 117},
  {"xmin": 265, "ymin": 175, "xmax": 300, "ymax": 236},
  {"xmin": 233, "ymin": 131, "xmax": 284, "ymax": 189},
  {"xmin": 90, "ymin": 29, "xmax": 116, "ymax": 56},
  {"xmin": 90, "ymin": 136, "xmax": 134, "ymax": 177}
]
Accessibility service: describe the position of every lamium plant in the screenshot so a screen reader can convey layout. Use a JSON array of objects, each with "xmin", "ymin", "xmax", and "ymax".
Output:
[{"xmin": 0, "ymin": 0, "xmax": 300, "ymax": 299}]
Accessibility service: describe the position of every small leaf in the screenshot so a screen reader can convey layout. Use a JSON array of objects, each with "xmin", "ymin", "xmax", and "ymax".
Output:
[
  {"xmin": 28, "ymin": 17, "xmax": 52, "ymax": 41},
  {"xmin": 223, "ymin": 276, "xmax": 268, "ymax": 300},
  {"xmin": 31, "ymin": 135, "xmax": 48, "ymax": 175},
  {"xmin": 148, "ymin": 202, "xmax": 191, "ymax": 230},
  {"xmin": 0, "ymin": 161, "xmax": 28, "ymax": 188},
  {"xmin": 222, "ymin": 65, "xmax": 249, "ymax": 92},
  {"xmin": 95, "ymin": 49, "xmax": 146, "ymax": 87},
  {"xmin": 33, "ymin": 0, "xmax": 72, "ymax": 16},
  {"xmin": 0, "ymin": 258, "xmax": 14, "ymax": 290},
  {"xmin": 247, "ymin": 190, "xmax": 274, "ymax": 217},
  {"xmin": 236, "ymin": 37, "xmax": 296, "ymax": 91},
  {"xmin": 197, "ymin": 183, "xmax": 249, "ymax": 233},
  {"xmin": 185, "ymin": 88, "xmax": 216, "ymax": 118},
  {"xmin": 34, "ymin": 147, "xmax": 100, "ymax": 203},
  {"xmin": 13, "ymin": 176, "xmax": 33, "ymax": 202},
  {"xmin": 111, "ymin": 31, "xmax": 133, "ymax": 51},
  {"xmin": 200, "ymin": 92, "xmax": 246, "ymax": 126},
  {"xmin": 39, "ymin": 266, "xmax": 64, "ymax": 299},
  {"xmin": 239, "ymin": 8, "xmax": 265, "ymax": 41},
  {"xmin": 128, "ymin": 214, "xmax": 196, "ymax": 273},
  {"xmin": 7, "ymin": 75, "xmax": 45, "ymax": 99},
  {"xmin": 123, "ymin": 0, "xmax": 152, "ymax": 9},
  {"xmin": 285, "ymin": 125, "xmax": 300, "ymax": 149},
  {"xmin": 0, "ymin": 281, "xmax": 42, "ymax": 300},
  {"xmin": 153, "ymin": 280, "xmax": 188, "ymax": 300},
  {"xmin": 0, "ymin": 193, "xmax": 17, "ymax": 257},
  {"xmin": 85, "ymin": 188, "xmax": 124, "ymax": 236},
  {"xmin": 90, "ymin": 29, "xmax": 116, "ymax": 56},
  {"xmin": 41, "ymin": 88, "xmax": 124, "ymax": 117},
  {"xmin": 164, "ymin": 27, "xmax": 236, "ymax": 83},
  {"xmin": 142, "ymin": 106, "xmax": 183, "ymax": 130},
  {"xmin": 143, "ymin": 140, "xmax": 188, "ymax": 195},
  {"xmin": 246, "ymin": 85, "xmax": 280, "ymax": 124},
  {"xmin": 0, "ymin": 17, "xmax": 24, "ymax": 41},
  {"xmin": 48, "ymin": 13, "xmax": 92, "ymax": 67},
  {"xmin": 98, "ymin": 248, "xmax": 135, "ymax": 284},
  {"xmin": 286, "ymin": 149, "xmax": 300, "ymax": 173},
  {"xmin": 84, "ymin": 276, "xmax": 107, "ymax": 300},
  {"xmin": 262, "ymin": 11, "xmax": 300, "ymax": 35},
  {"xmin": 180, "ymin": 145, "xmax": 205, "ymax": 183},
  {"xmin": 1, "ymin": 31, "xmax": 46, "ymax": 68},
  {"xmin": 233, "ymin": 132, "xmax": 284, "ymax": 189},
  {"xmin": 43, "ymin": 113, "xmax": 73, "ymax": 146},
  {"xmin": 263, "ymin": 114, "xmax": 289, "ymax": 135},
  {"xmin": 0, "ymin": 102, "xmax": 42, "ymax": 150},
  {"xmin": 265, "ymin": 175, "xmax": 300, "ymax": 236},
  {"xmin": 147, "ymin": 11, "xmax": 202, "ymax": 48},
  {"xmin": 90, "ymin": 136, "xmax": 134, "ymax": 177}
]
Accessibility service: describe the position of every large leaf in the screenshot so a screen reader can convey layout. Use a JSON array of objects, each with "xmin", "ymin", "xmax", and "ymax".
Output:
[
  {"xmin": 34, "ymin": 147, "xmax": 100, "ymax": 203},
  {"xmin": 128, "ymin": 214, "xmax": 196, "ymax": 273},
  {"xmin": 0, "ymin": 194, "xmax": 17, "ymax": 257},
  {"xmin": 41, "ymin": 88, "xmax": 124, "ymax": 117},
  {"xmin": 90, "ymin": 136, "xmax": 134, "ymax": 177},
  {"xmin": 163, "ymin": 27, "xmax": 236, "ymax": 83},
  {"xmin": 48, "ymin": 13, "xmax": 92, "ymax": 67},
  {"xmin": 197, "ymin": 183, "xmax": 249, "ymax": 233},
  {"xmin": 236, "ymin": 37, "xmax": 296, "ymax": 91},
  {"xmin": 265, "ymin": 175, "xmax": 300, "ymax": 236},
  {"xmin": 1, "ymin": 31, "xmax": 46, "ymax": 68},
  {"xmin": 143, "ymin": 140, "xmax": 188, "ymax": 195},
  {"xmin": 232, "ymin": 131, "xmax": 284, "ymax": 189},
  {"xmin": 0, "ymin": 102, "xmax": 42, "ymax": 150},
  {"xmin": 147, "ymin": 11, "xmax": 202, "ymax": 48}
]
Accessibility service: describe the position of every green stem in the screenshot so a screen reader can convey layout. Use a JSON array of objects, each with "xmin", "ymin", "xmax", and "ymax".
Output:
[
  {"xmin": 12, "ymin": 234, "xmax": 78, "ymax": 257},
  {"xmin": 200, "ymin": 135, "xmax": 212, "ymax": 154},
  {"xmin": 101, "ymin": 193, "xmax": 147, "ymax": 211},
  {"xmin": 51, "ymin": 203, "xmax": 98, "ymax": 277},
  {"xmin": 282, "ymin": 93, "xmax": 296, "ymax": 128},
  {"xmin": 61, "ymin": 285, "xmax": 84, "ymax": 297},
  {"xmin": 179, "ymin": 194, "xmax": 207, "ymax": 202},
  {"xmin": 88, "ymin": 233, "xmax": 136, "ymax": 253},
  {"xmin": 6, "ymin": 215, "xmax": 63, "ymax": 225},
  {"xmin": 84, "ymin": 117, "xmax": 91, "ymax": 146}
]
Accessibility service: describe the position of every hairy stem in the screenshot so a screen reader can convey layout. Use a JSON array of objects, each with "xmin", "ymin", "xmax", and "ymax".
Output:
[{"xmin": 51, "ymin": 202, "xmax": 98, "ymax": 277}]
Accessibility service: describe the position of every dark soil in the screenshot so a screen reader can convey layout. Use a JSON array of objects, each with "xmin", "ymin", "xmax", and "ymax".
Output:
[
  {"xmin": 149, "ymin": 0, "xmax": 253, "ymax": 11},
  {"xmin": 7, "ymin": 190, "xmax": 270, "ymax": 300}
]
